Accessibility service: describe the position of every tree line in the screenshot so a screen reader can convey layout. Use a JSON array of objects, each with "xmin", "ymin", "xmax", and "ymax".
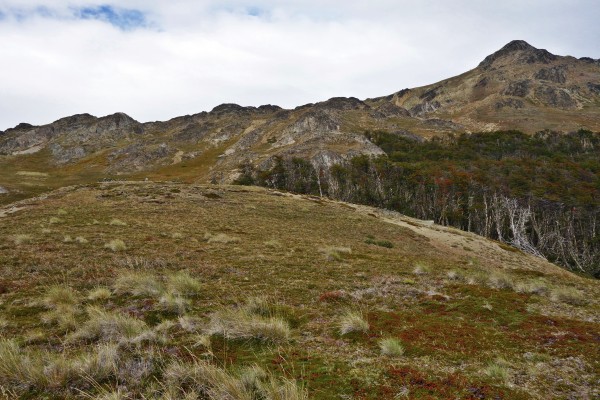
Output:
[{"xmin": 235, "ymin": 130, "xmax": 600, "ymax": 277}]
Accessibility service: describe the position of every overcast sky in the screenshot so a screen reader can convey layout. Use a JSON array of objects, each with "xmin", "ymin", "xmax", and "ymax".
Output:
[{"xmin": 1, "ymin": 1, "xmax": 598, "ymax": 130}]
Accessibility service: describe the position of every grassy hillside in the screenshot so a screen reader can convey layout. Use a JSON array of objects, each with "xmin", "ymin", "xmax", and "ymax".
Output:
[{"xmin": 0, "ymin": 182, "xmax": 598, "ymax": 399}]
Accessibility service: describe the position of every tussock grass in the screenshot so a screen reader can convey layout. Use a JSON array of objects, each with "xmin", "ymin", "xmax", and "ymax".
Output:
[
  {"xmin": 43, "ymin": 285, "xmax": 79, "ymax": 309},
  {"xmin": 550, "ymin": 287, "xmax": 587, "ymax": 306},
  {"xmin": 166, "ymin": 271, "xmax": 202, "ymax": 296},
  {"xmin": 159, "ymin": 293, "xmax": 190, "ymax": 314},
  {"xmin": 49, "ymin": 217, "xmax": 62, "ymax": 224},
  {"xmin": 163, "ymin": 360, "xmax": 306, "ymax": 400},
  {"xmin": 0, "ymin": 339, "xmax": 46, "ymax": 388},
  {"xmin": 75, "ymin": 236, "xmax": 89, "ymax": 244},
  {"xmin": 446, "ymin": 270, "xmax": 461, "ymax": 281},
  {"xmin": 204, "ymin": 232, "xmax": 241, "ymax": 244},
  {"xmin": 488, "ymin": 272, "xmax": 515, "ymax": 290},
  {"xmin": 339, "ymin": 310, "xmax": 369, "ymax": 335},
  {"xmin": 109, "ymin": 219, "xmax": 127, "ymax": 226},
  {"xmin": 484, "ymin": 359, "xmax": 511, "ymax": 382},
  {"xmin": 70, "ymin": 306, "xmax": 150, "ymax": 343},
  {"xmin": 320, "ymin": 246, "xmax": 352, "ymax": 261},
  {"xmin": 171, "ymin": 232, "xmax": 184, "ymax": 239},
  {"xmin": 63, "ymin": 235, "xmax": 73, "ymax": 243},
  {"xmin": 208, "ymin": 308, "xmax": 291, "ymax": 343},
  {"xmin": 113, "ymin": 271, "xmax": 163, "ymax": 297},
  {"xmin": 41, "ymin": 305, "xmax": 79, "ymax": 330},
  {"xmin": 413, "ymin": 263, "xmax": 431, "ymax": 275},
  {"xmin": 514, "ymin": 279, "xmax": 549, "ymax": 295},
  {"xmin": 379, "ymin": 338, "xmax": 404, "ymax": 357},
  {"xmin": 105, "ymin": 239, "xmax": 127, "ymax": 252},
  {"xmin": 88, "ymin": 287, "xmax": 112, "ymax": 301},
  {"xmin": 12, "ymin": 234, "xmax": 32, "ymax": 245}
]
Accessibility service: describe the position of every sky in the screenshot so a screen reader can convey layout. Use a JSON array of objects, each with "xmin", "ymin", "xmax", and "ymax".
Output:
[{"xmin": 1, "ymin": 1, "xmax": 599, "ymax": 130}]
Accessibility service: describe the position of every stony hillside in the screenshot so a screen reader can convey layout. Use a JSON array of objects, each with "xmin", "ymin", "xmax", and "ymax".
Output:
[
  {"xmin": 1, "ymin": 40, "xmax": 598, "ymax": 205},
  {"xmin": 0, "ymin": 182, "xmax": 598, "ymax": 399}
]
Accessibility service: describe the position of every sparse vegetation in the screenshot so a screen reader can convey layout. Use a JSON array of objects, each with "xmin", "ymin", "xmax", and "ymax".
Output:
[
  {"xmin": 109, "ymin": 218, "xmax": 127, "ymax": 226},
  {"xmin": 205, "ymin": 232, "xmax": 241, "ymax": 244},
  {"xmin": 166, "ymin": 271, "xmax": 202, "ymax": 296},
  {"xmin": 12, "ymin": 234, "xmax": 32, "ymax": 245},
  {"xmin": 70, "ymin": 306, "xmax": 151, "ymax": 343},
  {"xmin": 320, "ymin": 246, "xmax": 352, "ymax": 261},
  {"xmin": 551, "ymin": 286, "xmax": 587, "ymax": 305},
  {"xmin": 88, "ymin": 287, "xmax": 112, "ymax": 301}
]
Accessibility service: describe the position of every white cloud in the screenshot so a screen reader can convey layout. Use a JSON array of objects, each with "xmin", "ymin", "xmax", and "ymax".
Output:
[{"xmin": 0, "ymin": 1, "xmax": 598, "ymax": 129}]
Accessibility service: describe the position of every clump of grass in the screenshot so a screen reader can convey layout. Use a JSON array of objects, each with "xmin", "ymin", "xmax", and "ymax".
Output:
[
  {"xmin": 208, "ymin": 308, "xmax": 291, "ymax": 343},
  {"xmin": 204, "ymin": 232, "xmax": 241, "ymax": 244},
  {"xmin": 109, "ymin": 219, "xmax": 127, "ymax": 226},
  {"xmin": 320, "ymin": 246, "xmax": 352, "ymax": 261},
  {"xmin": 446, "ymin": 270, "xmax": 461, "ymax": 281},
  {"xmin": 484, "ymin": 359, "xmax": 510, "ymax": 382},
  {"xmin": 57, "ymin": 209, "xmax": 68, "ymax": 215},
  {"xmin": 488, "ymin": 272, "xmax": 515, "ymax": 290},
  {"xmin": 0, "ymin": 339, "xmax": 46, "ymax": 388},
  {"xmin": 105, "ymin": 239, "xmax": 127, "ymax": 252},
  {"xmin": 514, "ymin": 279, "xmax": 549, "ymax": 295},
  {"xmin": 49, "ymin": 217, "xmax": 62, "ymax": 224},
  {"xmin": 482, "ymin": 302, "xmax": 493, "ymax": 311},
  {"xmin": 379, "ymin": 338, "xmax": 404, "ymax": 357},
  {"xmin": 413, "ymin": 263, "xmax": 430, "ymax": 275},
  {"xmin": 166, "ymin": 271, "xmax": 202, "ymax": 296},
  {"xmin": 43, "ymin": 285, "xmax": 79, "ymax": 309},
  {"xmin": 159, "ymin": 293, "xmax": 190, "ymax": 314},
  {"xmin": 264, "ymin": 239, "xmax": 281, "ymax": 248},
  {"xmin": 550, "ymin": 287, "xmax": 587, "ymax": 306},
  {"xmin": 13, "ymin": 234, "xmax": 32, "ymax": 245},
  {"xmin": 163, "ymin": 360, "xmax": 307, "ymax": 400},
  {"xmin": 75, "ymin": 236, "xmax": 89, "ymax": 244},
  {"xmin": 70, "ymin": 307, "xmax": 150, "ymax": 343},
  {"xmin": 171, "ymin": 232, "xmax": 184, "ymax": 239},
  {"xmin": 339, "ymin": 310, "xmax": 369, "ymax": 335},
  {"xmin": 41, "ymin": 305, "xmax": 79, "ymax": 331},
  {"xmin": 63, "ymin": 235, "xmax": 73, "ymax": 243},
  {"xmin": 88, "ymin": 287, "xmax": 112, "ymax": 301},
  {"xmin": 113, "ymin": 271, "xmax": 163, "ymax": 297}
]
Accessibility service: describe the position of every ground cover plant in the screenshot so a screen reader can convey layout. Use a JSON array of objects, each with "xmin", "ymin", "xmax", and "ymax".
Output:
[{"xmin": 0, "ymin": 182, "xmax": 598, "ymax": 399}]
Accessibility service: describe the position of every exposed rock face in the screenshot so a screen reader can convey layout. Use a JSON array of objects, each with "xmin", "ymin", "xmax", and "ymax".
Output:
[
  {"xmin": 495, "ymin": 99, "xmax": 525, "ymax": 110},
  {"xmin": 0, "ymin": 186, "xmax": 7, "ymax": 195},
  {"xmin": 314, "ymin": 97, "xmax": 369, "ymax": 111},
  {"xmin": 535, "ymin": 66, "xmax": 567, "ymax": 84},
  {"xmin": 503, "ymin": 80, "xmax": 531, "ymax": 97},
  {"xmin": 410, "ymin": 101, "xmax": 441, "ymax": 117},
  {"xmin": 534, "ymin": 86, "xmax": 577, "ymax": 108},
  {"xmin": 371, "ymin": 102, "xmax": 411, "ymax": 119},
  {"xmin": 588, "ymin": 82, "xmax": 600, "ymax": 95}
]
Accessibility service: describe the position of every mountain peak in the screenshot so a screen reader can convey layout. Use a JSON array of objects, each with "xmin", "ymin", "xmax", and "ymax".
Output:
[{"xmin": 479, "ymin": 40, "xmax": 557, "ymax": 69}]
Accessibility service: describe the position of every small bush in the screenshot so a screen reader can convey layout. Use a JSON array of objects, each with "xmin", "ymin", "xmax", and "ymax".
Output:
[
  {"xmin": 365, "ymin": 238, "xmax": 394, "ymax": 248},
  {"xmin": 208, "ymin": 308, "xmax": 291, "ymax": 343},
  {"xmin": 105, "ymin": 239, "xmax": 127, "ymax": 252},
  {"xmin": 109, "ymin": 219, "xmax": 127, "ymax": 226},
  {"xmin": 379, "ymin": 338, "xmax": 404, "ymax": 357},
  {"xmin": 113, "ymin": 271, "xmax": 163, "ymax": 297},
  {"xmin": 339, "ymin": 311, "xmax": 369, "ymax": 335}
]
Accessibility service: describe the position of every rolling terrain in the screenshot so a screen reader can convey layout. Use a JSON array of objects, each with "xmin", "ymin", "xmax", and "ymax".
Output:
[{"xmin": 0, "ymin": 182, "xmax": 598, "ymax": 399}]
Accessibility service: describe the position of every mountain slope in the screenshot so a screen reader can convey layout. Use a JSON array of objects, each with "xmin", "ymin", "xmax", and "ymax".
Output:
[
  {"xmin": 1, "ymin": 40, "xmax": 598, "ymax": 205},
  {"xmin": 0, "ymin": 182, "xmax": 598, "ymax": 399}
]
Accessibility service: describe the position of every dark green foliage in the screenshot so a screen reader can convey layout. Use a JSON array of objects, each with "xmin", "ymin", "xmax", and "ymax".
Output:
[{"xmin": 365, "ymin": 238, "xmax": 394, "ymax": 248}]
